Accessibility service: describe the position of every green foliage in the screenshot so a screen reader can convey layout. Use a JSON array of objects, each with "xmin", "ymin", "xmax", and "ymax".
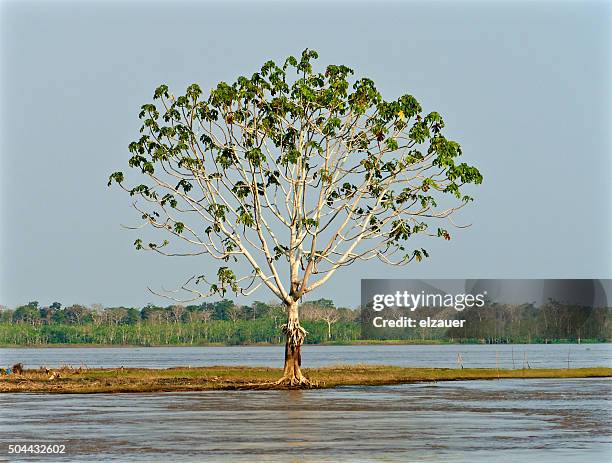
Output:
[
  {"xmin": 0, "ymin": 299, "xmax": 609, "ymax": 346},
  {"xmin": 108, "ymin": 49, "xmax": 483, "ymax": 303},
  {"xmin": 13, "ymin": 305, "xmax": 41, "ymax": 324}
]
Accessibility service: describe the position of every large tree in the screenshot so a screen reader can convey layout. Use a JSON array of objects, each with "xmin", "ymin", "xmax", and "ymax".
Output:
[{"xmin": 109, "ymin": 49, "xmax": 482, "ymax": 385}]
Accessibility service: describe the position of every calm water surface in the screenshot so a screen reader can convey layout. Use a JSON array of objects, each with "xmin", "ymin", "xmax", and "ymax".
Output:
[
  {"xmin": 1, "ymin": 344, "xmax": 610, "ymax": 370},
  {"xmin": 1, "ymin": 378, "xmax": 610, "ymax": 462}
]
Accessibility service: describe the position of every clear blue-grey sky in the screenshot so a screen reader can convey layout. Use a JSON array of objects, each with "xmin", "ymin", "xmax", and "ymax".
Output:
[{"xmin": 1, "ymin": 0, "xmax": 610, "ymax": 309}]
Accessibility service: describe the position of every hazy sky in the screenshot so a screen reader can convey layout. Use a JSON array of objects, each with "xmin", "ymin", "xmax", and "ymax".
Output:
[{"xmin": 1, "ymin": 0, "xmax": 610, "ymax": 309}]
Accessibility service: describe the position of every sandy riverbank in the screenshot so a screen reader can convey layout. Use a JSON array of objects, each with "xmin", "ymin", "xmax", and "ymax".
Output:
[{"xmin": 1, "ymin": 365, "xmax": 610, "ymax": 393}]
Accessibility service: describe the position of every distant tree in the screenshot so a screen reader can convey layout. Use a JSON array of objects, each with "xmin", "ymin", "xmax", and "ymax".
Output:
[
  {"xmin": 316, "ymin": 307, "xmax": 341, "ymax": 340},
  {"xmin": 226, "ymin": 305, "xmax": 242, "ymax": 323},
  {"xmin": 266, "ymin": 302, "xmax": 286, "ymax": 326},
  {"xmin": 250, "ymin": 301, "xmax": 270, "ymax": 320},
  {"xmin": 141, "ymin": 304, "xmax": 159, "ymax": 321},
  {"xmin": 169, "ymin": 305, "xmax": 185, "ymax": 324},
  {"xmin": 89, "ymin": 303, "xmax": 105, "ymax": 326},
  {"xmin": 109, "ymin": 49, "xmax": 482, "ymax": 385},
  {"xmin": 64, "ymin": 304, "xmax": 90, "ymax": 324},
  {"xmin": 39, "ymin": 306, "xmax": 55, "ymax": 325},
  {"xmin": 105, "ymin": 307, "xmax": 128, "ymax": 325},
  {"xmin": 145, "ymin": 309, "xmax": 165, "ymax": 325},
  {"xmin": 212, "ymin": 299, "xmax": 234, "ymax": 321},
  {"xmin": 301, "ymin": 301, "xmax": 342, "ymax": 340},
  {"xmin": 124, "ymin": 307, "xmax": 141, "ymax": 325},
  {"xmin": 13, "ymin": 305, "xmax": 41, "ymax": 325},
  {"xmin": 339, "ymin": 307, "xmax": 359, "ymax": 322},
  {"xmin": 199, "ymin": 309, "xmax": 213, "ymax": 324},
  {"xmin": 52, "ymin": 309, "xmax": 67, "ymax": 324},
  {"xmin": 301, "ymin": 298, "xmax": 333, "ymax": 318},
  {"xmin": 182, "ymin": 308, "xmax": 198, "ymax": 324}
]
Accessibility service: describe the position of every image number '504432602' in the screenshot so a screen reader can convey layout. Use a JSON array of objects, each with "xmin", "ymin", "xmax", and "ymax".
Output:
[{"xmin": 107, "ymin": 49, "xmax": 483, "ymax": 387}]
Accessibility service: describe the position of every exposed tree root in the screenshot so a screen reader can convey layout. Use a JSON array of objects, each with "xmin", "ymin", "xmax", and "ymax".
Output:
[
  {"xmin": 281, "ymin": 318, "xmax": 307, "ymax": 347},
  {"xmin": 273, "ymin": 374, "xmax": 317, "ymax": 388},
  {"xmin": 235, "ymin": 376, "xmax": 319, "ymax": 390}
]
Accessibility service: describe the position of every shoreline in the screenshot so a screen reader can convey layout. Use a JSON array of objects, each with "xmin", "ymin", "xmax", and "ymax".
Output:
[
  {"xmin": 1, "ymin": 339, "xmax": 608, "ymax": 349},
  {"xmin": 1, "ymin": 366, "xmax": 610, "ymax": 393}
]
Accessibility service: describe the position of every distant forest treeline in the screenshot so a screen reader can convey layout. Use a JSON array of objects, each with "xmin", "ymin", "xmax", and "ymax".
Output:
[{"xmin": 0, "ymin": 299, "xmax": 609, "ymax": 346}]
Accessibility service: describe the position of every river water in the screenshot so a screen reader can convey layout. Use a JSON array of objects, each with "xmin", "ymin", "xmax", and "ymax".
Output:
[
  {"xmin": 1, "ymin": 343, "xmax": 610, "ymax": 370},
  {"xmin": 1, "ymin": 345, "xmax": 610, "ymax": 462}
]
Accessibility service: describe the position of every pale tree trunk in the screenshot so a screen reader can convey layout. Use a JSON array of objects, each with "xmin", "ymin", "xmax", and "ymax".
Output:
[{"xmin": 279, "ymin": 300, "xmax": 310, "ymax": 386}]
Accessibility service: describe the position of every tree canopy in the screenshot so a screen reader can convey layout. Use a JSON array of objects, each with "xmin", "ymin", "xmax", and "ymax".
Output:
[{"xmin": 109, "ymin": 49, "xmax": 482, "ymax": 305}]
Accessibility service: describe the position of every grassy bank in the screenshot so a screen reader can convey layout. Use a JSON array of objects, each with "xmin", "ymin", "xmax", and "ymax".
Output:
[{"xmin": 1, "ymin": 365, "xmax": 610, "ymax": 393}]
